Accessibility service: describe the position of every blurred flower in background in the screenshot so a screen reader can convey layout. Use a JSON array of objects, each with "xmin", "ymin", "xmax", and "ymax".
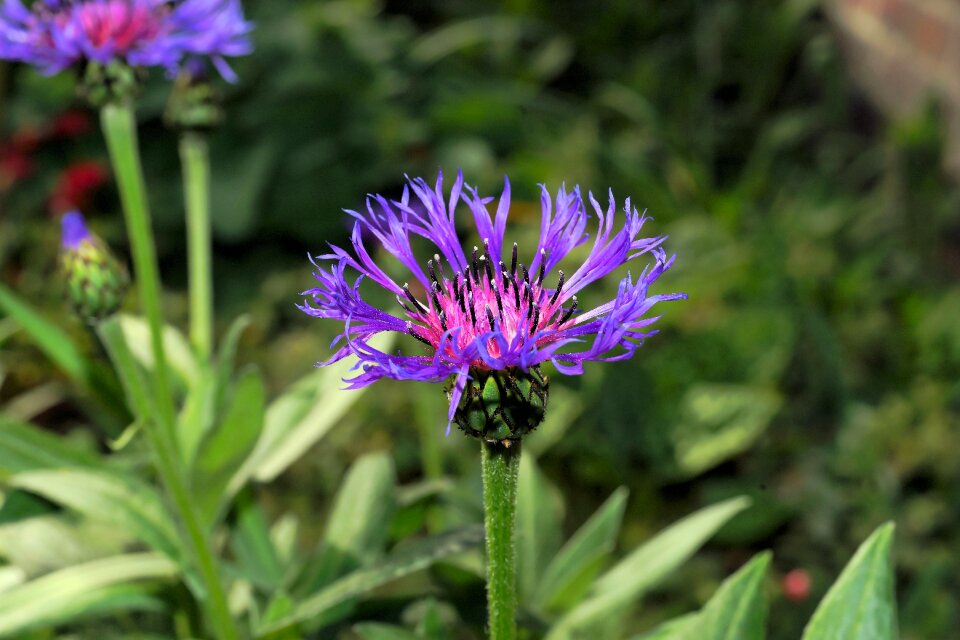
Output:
[{"xmin": 0, "ymin": 0, "xmax": 253, "ymax": 79}]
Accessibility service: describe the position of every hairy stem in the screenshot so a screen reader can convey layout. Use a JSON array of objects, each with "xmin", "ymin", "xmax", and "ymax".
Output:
[
  {"xmin": 481, "ymin": 440, "xmax": 521, "ymax": 640},
  {"xmin": 100, "ymin": 102, "xmax": 239, "ymax": 640}
]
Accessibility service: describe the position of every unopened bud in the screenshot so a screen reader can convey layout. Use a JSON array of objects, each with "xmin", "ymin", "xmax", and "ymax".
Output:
[{"xmin": 58, "ymin": 211, "xmax": 129, "ymax": 323}]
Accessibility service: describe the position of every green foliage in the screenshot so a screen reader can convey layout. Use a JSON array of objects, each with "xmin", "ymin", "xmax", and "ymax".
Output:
[
  {"xmin": 0, "ymin": 553, "xmax": 176, "ymax": 638},
  {"xmin": 802, "ymin": 524, "xmax": 897, "ymax": 640}
]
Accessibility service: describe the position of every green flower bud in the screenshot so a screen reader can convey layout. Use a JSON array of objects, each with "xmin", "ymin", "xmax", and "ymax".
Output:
[
  {"xmin": 59, "ymin": 211, "xmax": 129, "ymax": 324},
  {"xmin": 448, "ymin": 366, "xmax": 549, "ymax": 446}
]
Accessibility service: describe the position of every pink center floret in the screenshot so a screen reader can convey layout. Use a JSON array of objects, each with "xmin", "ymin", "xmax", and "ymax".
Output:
[
  {"xmin": 400, "ymin": 242, "xmax": 577, "ymax": 364},
  {"xmin": 76, "ymin": 1, "xmax": 163, "ymax": 50}
]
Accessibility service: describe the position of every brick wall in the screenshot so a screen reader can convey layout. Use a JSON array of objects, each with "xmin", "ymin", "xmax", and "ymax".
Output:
[{"xmin": 827, "ymin": 0, "xmax": 960, "ymax": 173}]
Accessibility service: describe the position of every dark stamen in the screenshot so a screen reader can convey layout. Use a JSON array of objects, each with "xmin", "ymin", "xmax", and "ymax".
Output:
[
  {"xmin": 520, "ymin": 264, "xmax": 530, "ymax": 284},
  {"xmin": 402, "ymin": 283, "xmax": 428, "ymax": 314},
  {"xmin": 522, "ymin": 281, "xmax": 531, "ymax": 308},
  {"xmin": 478, "ymin": 255, "xmax": 490, "ymax": 285},
  {"xmin": 511, "ymin": 242, "xmax": 518, "ymax": 275},
  {"xmin": 406, "ymin": 322, "xmax": 431, "ymax": 346},
  {"xmin": 558, "ymin": 296, "xmax": 578, "ymax": 324},
  {"xmin": 471, "ymin": 246, "xmax": 481, "ymax": 283},
  {"xmin": 549, "ymin": 270, "xmax": 565, "ymax": 306},
  {"xmin": 439, "ymin": 310, "xmax": 448, "ymax": 331},
  {"xmin": 530, "ymin": 306, "xmax": 541, "ymax": 333},
  {"xmin": 430, "ymin": 281, "xmax": 442, "ymax": 311},
  {"xmin": 453, "ymin": 271, "xmax": 463, "ymax": 304},
  {"xmin": 427, "ymin": 259, "xmax": 439, "ymax": 286},
  {"xmin": 396, "ymin": 295, "xmax": 415, "ymax": 314},
  {"xmin": 467, "ymin": 291, "xmax": 477, "ymax": 326},
  {"xmin": 512, "ymin": 273, "xmax": 522, "ymax": 308},
  {"xmin": 536, "ymin": 249, "xmax": 548, "ymax": 286},
  {"xmin": 464, "ymin": 270, "xmax": 474, "ymax": 296},
  {"xmin": 482, "ymin": 253, "xmax": 494, "ymax": 283},
  {"xmin": 527, "ymin": 297, "xmax": 535, "ymax": 320},
  {"xmin": 486, "ymin": 306, "xmax": 496, "ymax": 331},
  {"xmin": 494, "ymin": 286, "xmax": 504, "ymax": 318}
]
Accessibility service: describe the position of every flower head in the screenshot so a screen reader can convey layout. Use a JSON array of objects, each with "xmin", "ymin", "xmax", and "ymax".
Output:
[
  {"xmin": 0, "ymin": 0, "xmax": 252, "ymax": 80},
  {"xmin": 300, "ymin": 172, "xmax": 685, "ymax": 438}
]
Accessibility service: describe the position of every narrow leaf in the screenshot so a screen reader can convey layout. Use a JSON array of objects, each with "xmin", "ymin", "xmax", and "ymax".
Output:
[
  {"xmin": 192, "ymin": 368, "xmax": 265, "ymax": 526},
  {"xmin": 117, "ymin": 314, "xmax": 200, "ymax": 389},
  {"xmin": 298, "ymin": 452, "xmax": 396, "ymax": 591},
  {"xmin": 0, "ymin": 283, "xmax": 125, "ymax": 421},
  {"xmin": 516, "ymin": 452, "xmax": 564, "ymax": 601},
  {"xmin": 536, "ymin": 486, "xmax": 629, "ymax": 611},
  {"xmin": 231, "ymin": 333, "xmax": 391, "ymax": 489},
  {"xmin": 802, "ymin": 523, "xmax": 897, "ymax": 640},
  {"xmin": 352, "ymin": 623, "xmax": 420, "ymax": 640},
  {"xmin": 0, "ymin": 417, "xmax": 101, "ymax": 475},
  {"xmin": 546, "ymin": 496, "xmax": 751, "ymax": 639},
  {"xmin": 683, "ymin": 552, "xmax": 771, "ymax": 640},
  {"xmin": 9, "ymin": 469, "xmax": 181, "ymax": 561},
  {"xmin": 0, "ymin": 552, "xmax": 176, "ymax": 637},
  {"xmin": 256, "ymin": 526, "xmax": 483, "ymax": 637}
]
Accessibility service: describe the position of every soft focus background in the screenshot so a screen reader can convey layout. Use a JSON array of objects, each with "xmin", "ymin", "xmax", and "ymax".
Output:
[{"xmin": 2, "ymin": 1, "xmax": 959, "ymax": 638}]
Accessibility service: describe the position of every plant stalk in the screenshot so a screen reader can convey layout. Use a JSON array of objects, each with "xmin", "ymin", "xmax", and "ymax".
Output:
[
  {"xmin": 179, "ymin": 132, "xmax": 213, "ymax": 360},
  {"xmin": 100, "ymin": 102, "xmax": 239, "ymax": 640},
  {"xmin": 481, "ymin": 440, "xmax": 521, "ymax": 640}
]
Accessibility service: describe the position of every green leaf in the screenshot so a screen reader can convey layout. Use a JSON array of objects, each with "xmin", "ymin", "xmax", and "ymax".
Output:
[
  {"xmin": 631, "ymin": 613, "xmax": 699, "ymax": 640},
  {"xmin": 352, "ymin": 623, "xmax": 420, "ymax": 640},
  {"xmin": 256, "ymin": 526, "xmax": 484, "ymax": 637},
  {"xmin": 802, "ymin": 523, "xmax": 897, "ymax": 640},
  {"xmin": 516, "ymin": 452, "xmax": 564, "ymax": 601},
  {"xmin": 0, "ymin": 552, "xmax": 176, "ymax": 637},
  {"xmin": 536, "ymin": 486, "xmax": 629, "ymax": 612},
  {"xmin": 230, "ymin": 494, "xmax": 285, "ymax": 590},
  {"xmin": 671, "ymin": 384, "xmax": 781, "ymax": 477},
  {"xmin": 0, "ymin": 416, "xmax": 102, "ymax": 475},
  {"xmin": 214, "ymin": 314, "xmax": 251, "ymax": 410},
  {"xmin": 9, "ymin": 469, "xmax": 181, "ymax": 562},
  {"xmin": 546, "ymin": 496, "xmax": 751, "ymax": 639},
  {"xmin": 192, "ymin": 368, "xmax": 266, "ymax": 526},
  {"xmin": 0, "ymin": 283, "xmax": 125, "ymax": 422},
  {"xmin": 177, "ymin": 368, "xmax": 217, "ymax": 464},
  {"xmin": 117, "ymin": 314, "xmax": 200, "ymax": 390},
  {"xmin": 230, "ymin": 333, "xmax": 392, "ymax": 490},
  {"xmin": 298, "ymin": 452, "xmax": 396, "ymax": 591},
  {"xmin": 682, "ymin": 552, "xmax": 771, "ymax": 640}
]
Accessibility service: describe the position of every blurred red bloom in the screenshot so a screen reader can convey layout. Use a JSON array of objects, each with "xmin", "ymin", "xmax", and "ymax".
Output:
[
  {"xmin": 50, "ymin": 110, "xmax": 93, "ymax": 139},
  {"xmin": 49, "ymin": 161, "xmax": 110, "ymax": 214},
  {"xmin": 782, "ymin": 568, "xmax": 812, "ymax": 602}
]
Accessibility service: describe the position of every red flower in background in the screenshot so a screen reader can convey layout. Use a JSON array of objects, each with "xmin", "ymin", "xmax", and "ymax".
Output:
[
  {"xmin": 49, "ymin": 161, "xmax": 110, "ymax": 214},
  {"xmin": 50, "ymin": 110, "xmax": 92, "ymax": 140},
  {"xmin": 782, "ymin": 568, "xmax": 812, "ymax": 602}
]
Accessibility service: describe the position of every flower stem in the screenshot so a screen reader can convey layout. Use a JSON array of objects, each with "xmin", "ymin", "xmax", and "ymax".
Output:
[
  {"xmin": 179, "ymin": 132, "xmax": 213, "ymax": 360},
  {"xmin": 481, "ymin": 440, "xmax": 521, "ymax": 640},
  {"xmin": 100, "ymin": 102, "xmax": 239, "ymax": 640}
]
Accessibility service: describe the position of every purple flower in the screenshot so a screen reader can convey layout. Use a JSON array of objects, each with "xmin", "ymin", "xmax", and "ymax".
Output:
[
  {"xmin": 300, "ymin": 172, "xmax": 686, "ymax": 429},
  {"xmin": 0, "ymin": 0, "xmax": 252, "ymax": 80}
]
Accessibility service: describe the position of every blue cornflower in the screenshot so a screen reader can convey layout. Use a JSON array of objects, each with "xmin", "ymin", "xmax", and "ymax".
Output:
[
  {"xmin": 300, "ymin": 172, "xmax": 685, "ymax": 436},
  {"xmin": 0, "ymin": 0, "xmax": 252, "ymax": 80}
]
